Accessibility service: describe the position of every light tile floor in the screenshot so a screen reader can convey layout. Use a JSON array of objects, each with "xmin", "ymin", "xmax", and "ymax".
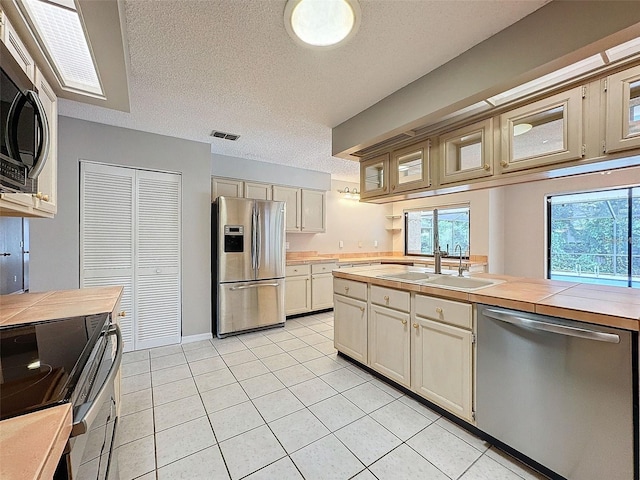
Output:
[{"xmin": 117, "ymin": 311, "xmax": 548, "ymax": 480}]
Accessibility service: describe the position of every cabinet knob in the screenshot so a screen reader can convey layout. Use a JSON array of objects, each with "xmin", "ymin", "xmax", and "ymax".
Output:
[
  {"xmin": 118, "ymin": 311, "xmax": 126, "ymax": 317},
  {"xmin": 500, "ymin": 160, "xmax": 509, "ymax": 168},
  {"xmin": 392, "ymin": 185, "xmax": 396, "ymax": 190},
  {"xmin": 34, "ymin": 192, "xmax": 43, "ymax": 199},
  {"xmin": 360, "ymin": 307, "xmax": 365, "ymax": 313},
  {"xmin": 384, "ymin": 295, "xmax": 389, "ymax": 304},
  {"xmin": 413, "ymin": 323, "xmax": 419, "ymax": 329},
  {"xmin": 294, "ymin": 269, "xmax": 298, "ymax": 272},
  {"xmin": 42, "ymin": 194, "xmax": 49, "ymax": 202},
  {"xmin": 345, "ymin": 286, "xmax": 349, "ymax": 293},
  {"xmin": 483, "ymin": 164, "xmax": 490, "ymax": 171},
  {"xmin": 401, "ymin": 319, "xmax": 407, "ymax": 325},
  {"xmin": 436, "ymin": 307, "xmax": 443, "ymax": 314}
]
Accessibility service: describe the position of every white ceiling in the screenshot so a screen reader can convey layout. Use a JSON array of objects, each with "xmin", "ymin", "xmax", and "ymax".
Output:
[{"xmin": 59, "ymin": 0, "xmax": 550, "ymax": 182}]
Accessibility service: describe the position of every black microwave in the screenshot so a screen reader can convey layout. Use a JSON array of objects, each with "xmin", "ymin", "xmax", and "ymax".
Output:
[{"xmin": 1, "ymin": 41, "xmax": 49, "ymax": 194}]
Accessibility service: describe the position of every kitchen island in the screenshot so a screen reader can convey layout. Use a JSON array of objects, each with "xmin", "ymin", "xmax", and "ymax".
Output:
[
  {"xmin": 332, "ymin": 265, "xmax": 640, "ymax": 479},
  {"xmin": 0, "ymin": 286, "xmax": 123, "ymax": 480}
]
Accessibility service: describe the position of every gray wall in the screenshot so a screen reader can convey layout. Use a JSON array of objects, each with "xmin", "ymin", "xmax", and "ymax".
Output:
[
  {"xmin": 212, "ymin": 154, "xmax": 331, "ymax": 191},
  {"xmin": 30, "ymin": 116, "xmax": 212, "ymax": 338}
]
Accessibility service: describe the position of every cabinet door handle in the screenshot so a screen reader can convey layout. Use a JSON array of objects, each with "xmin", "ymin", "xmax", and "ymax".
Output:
[
  {"xmin": 360, "ymin": 307, "xmax": 365, "ymax": 313},
  {"xmin": 401, "ymin": 319, "xmax": 407, "ymax": 325},
  {"xmin": 345, "ymin": 286, "xmax": 349, "ymax": 293},
  {"xmin": 391, "ymin": 184, "xmax": 396, "ymax": 190},
  {"xmin": 413, "ymin": 323, "xmax": 419, "ymax": 329},
  {"xmin": 435, "ymin": 307, "xmax": 443, "ymax": 314},
  {"xmin": 384, "ymin": 295, "xmax": 389, "ymax": 304}
]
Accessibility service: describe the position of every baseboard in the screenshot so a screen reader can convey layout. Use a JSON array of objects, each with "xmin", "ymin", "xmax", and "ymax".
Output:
[{"xmin": 181, "ymin": 332, "xmax": 213, "ymax": 344}]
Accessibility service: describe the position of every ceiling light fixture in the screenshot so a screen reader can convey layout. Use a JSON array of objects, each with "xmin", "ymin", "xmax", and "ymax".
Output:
[{"xmin": 284, "ymin": 0, "xmax": 360, "ymax": 48}]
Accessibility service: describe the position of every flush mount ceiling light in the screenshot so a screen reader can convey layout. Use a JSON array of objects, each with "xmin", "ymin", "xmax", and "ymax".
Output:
[{"xmin": 284, "ymin": 0, "xmax": 360, "ymax": 48}]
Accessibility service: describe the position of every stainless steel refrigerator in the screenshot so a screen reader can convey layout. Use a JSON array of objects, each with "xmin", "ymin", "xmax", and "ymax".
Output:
[{"xmin": 212, "ymin": 196, "xmax": 286, "ymax": 337}]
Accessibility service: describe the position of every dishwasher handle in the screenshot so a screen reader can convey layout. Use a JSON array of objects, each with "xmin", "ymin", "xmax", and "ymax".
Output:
[{"xmin": 483, "ymin": 308, "xmax": 620, "ymax": 344}]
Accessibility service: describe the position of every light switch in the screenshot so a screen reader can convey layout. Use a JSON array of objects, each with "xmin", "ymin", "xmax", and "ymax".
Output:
[
  {"xmin": 286, "ymin": 242, "xmax": 290, "ymax": 250},
  {"xmin": 358, "ymin": 241, "xmax": 362, "ymax": 248},
  {"xmin": 339, "ymin": 240, "xmax": 344, "ymax": 248}
]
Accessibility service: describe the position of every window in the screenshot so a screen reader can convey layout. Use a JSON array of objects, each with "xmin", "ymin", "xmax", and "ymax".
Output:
[
  {"xmin": 405, "ymin": 205, "xmax": 470, "ymax": 257},
  {"xmin": 547, "ymin": 187, "xmax": 639, "ymax": 288}
]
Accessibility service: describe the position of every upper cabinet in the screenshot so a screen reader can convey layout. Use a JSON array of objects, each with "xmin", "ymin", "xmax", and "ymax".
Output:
[
  {"xmin": 439, "ymin": 119, "xmax": 493, "ymax": 184},
  {"xmin": 360, "ymin": 153, "xmax": 389, "ymax": 200},
  {"xmin": 1, "ymin": 12, "xmax": 35, "ymax": 82},
  {"xmin": 300, "ymin": 189, "xmax": 325, "ymax": 233},
  {"xmin": 244, "ymin": 182, "xmax": 272, "ymax": 200},
  {"xmin": 498, "ymin": 87, "xmax": 584, "ymax": 173},
  {"xmin": 272, "ymin": 185, "xmax": 300, "ymax": 231},
  {"xmin": 605, "ymin": 65, "xmax": 640, "ymax": 154},
  {"xmin": 211, "ymin": 178, "xmax": 243, "ymax": 200},
  {"xmin": 390, "ymin": 141, "xmax": 430, "ymax": 193}
]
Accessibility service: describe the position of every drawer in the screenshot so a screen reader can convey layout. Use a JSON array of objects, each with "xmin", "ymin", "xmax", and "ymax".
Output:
[
  {"xmin": 311, "ymin": 262, "xmax": 338, "ymax": 274},
  {"xmin": 370, "ymin": 285, "xmax": 410, "ymax": 312},
  {"xmin": 334, "ymin": 278, "xmax": 367, "ymax": 301},
  {"xmin": 415, "ymin": 294, "xmax": 472, "ymax": 329},
  {"xmin": 286, "ymin": 264, "xmax": 311, "ymax": 277}
]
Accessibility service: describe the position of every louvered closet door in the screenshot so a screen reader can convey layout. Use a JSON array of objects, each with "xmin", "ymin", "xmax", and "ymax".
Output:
[
  {"xmin": 135, "ymin": 170, "xmax": 182, "ymax": 349},
  {"xmin": 80, "ymin": 162, "xmax": 135, "ymax": 352}
]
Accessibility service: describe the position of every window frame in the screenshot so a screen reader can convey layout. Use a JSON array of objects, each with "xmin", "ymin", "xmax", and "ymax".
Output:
[
  {"xmin": 403, "ymin": 203, "xmax": 471, "ymax": 259},
  {"xmin": 546, "ymin": 186, "xmax": 637, "ymax": 288}
]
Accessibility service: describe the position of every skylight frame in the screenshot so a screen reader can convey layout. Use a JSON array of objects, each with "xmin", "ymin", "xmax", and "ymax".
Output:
[{"xmin": 16, "ymin": 0, "xmax": 104, "ymax": 97}]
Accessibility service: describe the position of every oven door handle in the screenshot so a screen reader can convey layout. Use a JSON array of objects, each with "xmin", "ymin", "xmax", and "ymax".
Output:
[{"xmin": 71, "ymin": 324, "xmax": 123, "ymax": 436}]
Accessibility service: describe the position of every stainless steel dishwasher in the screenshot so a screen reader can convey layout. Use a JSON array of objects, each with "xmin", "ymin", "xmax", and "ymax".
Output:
[{"xmin": 476, "ymin": 304, "xmax": 637, "ymax": 480}]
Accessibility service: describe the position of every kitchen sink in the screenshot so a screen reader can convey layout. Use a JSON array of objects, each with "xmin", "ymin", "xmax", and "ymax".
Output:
[
  {"xmin": 376, "ymin": 272, "xmax": 433, "ymax": 282},
  {"xmin": 421, "ymin": 275, "xmax": 503, "ymax": 291}
]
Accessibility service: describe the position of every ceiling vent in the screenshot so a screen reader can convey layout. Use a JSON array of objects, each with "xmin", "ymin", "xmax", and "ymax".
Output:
[{"xmin": 210, "ymin": 130, "xmax": 240, "ymax": 141}]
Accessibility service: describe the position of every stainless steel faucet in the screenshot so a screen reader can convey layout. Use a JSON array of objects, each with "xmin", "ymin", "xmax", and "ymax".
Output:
[
  {"xmin": 454, "ymin": 244, "xmax": 468, "ymax": 277},
  {"xmin": 433, "ymin": 209, "xmax": 448, "ymax": 274}
]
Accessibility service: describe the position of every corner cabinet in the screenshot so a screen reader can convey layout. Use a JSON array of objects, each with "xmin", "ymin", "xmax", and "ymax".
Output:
[{"xmin": 605, "ymin": 65, "xmax": 640, "ymax": 154}]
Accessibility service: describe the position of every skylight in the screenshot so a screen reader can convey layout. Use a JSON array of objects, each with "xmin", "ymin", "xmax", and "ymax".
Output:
[{"xmin": 19, "ymin": 0, "xmax": 103, "ymax": 96}]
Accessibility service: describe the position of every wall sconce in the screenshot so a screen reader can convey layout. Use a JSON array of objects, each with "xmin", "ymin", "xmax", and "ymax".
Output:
[{"xmin": 337, "ymin": 187, "xmax": 360, "ymax": 200}]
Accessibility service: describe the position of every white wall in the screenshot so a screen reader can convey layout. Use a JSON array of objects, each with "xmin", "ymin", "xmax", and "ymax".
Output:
[
  {"xmin": 391, "ymin": 188, "xmax": 504, "ymax": 273},
  {"xmin": 286, "ymin": 180, "xmax": 393, "ymax": 254},
  {"xmin": 30, "ymin": 116, "xmax": 212, "ymax": 338},
  {"xmin": 502, "ymin": 166, "xmax": 640, "ymax": 279}
]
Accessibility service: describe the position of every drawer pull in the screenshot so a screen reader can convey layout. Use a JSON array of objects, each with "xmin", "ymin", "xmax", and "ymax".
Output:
[
  {"xmin": 413, "ymin": 323, "xmax": 418, "ymax": 329},
  {"xmin": 401, "ymin": 319, "xmax": 407, "ymax": 325},
  {"xmin": 345, "ymin": 286, "xmax": 350, "ymax": 293},
  {"xmin": 384, "ymin": 295, "xmax": 389, "ymax": 304},
  {"xmin": 435, "ymin": 307, "xmax": 443, "ymax": 314}
]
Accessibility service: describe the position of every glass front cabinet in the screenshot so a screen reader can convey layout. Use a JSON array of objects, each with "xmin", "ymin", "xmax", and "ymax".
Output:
[
  {"xmin": 438, "ymin": 119, "xmax": 493, "ymax": 185},
  {"xmin": 360, "ymin": 153, "xmax": 390, "ymax": 200},
  {"xmin": 606, "ymin": 65, "xmax": 640, "ymax": 154},
  {"xmin": 390, "ymin": 140, "xmax": 431, "ymax": 194},
  {"xmin": 498, "ymin": 87, "xmax": 584, "ymax": 173}
]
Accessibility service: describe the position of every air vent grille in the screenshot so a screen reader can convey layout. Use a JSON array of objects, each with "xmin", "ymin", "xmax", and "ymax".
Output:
[{"xmin": 210, "ymin": 130, "xmax": 240, "ymax": 141}]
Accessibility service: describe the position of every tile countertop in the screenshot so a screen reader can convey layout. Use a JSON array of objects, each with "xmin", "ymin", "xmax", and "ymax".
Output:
[
  {"xmin": 286, "ymin": 254, "xmax": 488, "ymax": 268},
  {"xmin": 333, "ymin": 265, "xmax": 640, "ymax": 331},
  {"xmin": 0, "ymin": 286, "xmax": 124, "ymax": 480}
]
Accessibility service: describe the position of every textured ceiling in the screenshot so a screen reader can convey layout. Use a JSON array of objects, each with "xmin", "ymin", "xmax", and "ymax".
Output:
[{"xmin": 59, "ymin": 0, "xmax": 549, "ymax": 182}]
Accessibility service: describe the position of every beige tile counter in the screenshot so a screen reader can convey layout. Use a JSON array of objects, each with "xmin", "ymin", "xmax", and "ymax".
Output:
[
  {"xmin": 0, "ymin": 404, "xmax": 72, "ymax": 480},
  {"xmin": 334, "ymin": 266, "xmax": 640, "ymax": 331}
]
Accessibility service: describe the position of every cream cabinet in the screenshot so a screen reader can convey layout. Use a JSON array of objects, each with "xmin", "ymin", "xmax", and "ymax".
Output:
[
  {"xmin": 605, "ymin": 65, "xmax": 640, "ymax": 154},
  {"xmin": 412, "ymin": 294, "xmax": 473, "ymax": 422},
  {"xmin": 285, "ymin": 265, "xmax": 311, "ymax": 315},
  {"xmin": 368, "ymin": 285, "xmax": 410, "ymax": 387},
  {"xmin": 245, "ymin": 181, "xmax": 272, "ymax": 200},
  {"xmin": 439, "ymin": 119, "xmax": 493, "ymax": 184},
  {"xmin": 310, "ymin": 263, "xmax": 335, "ymax": 310},
  {"xmin": 1, "ymin": 11, "xmax": 35, "ymax": 82},
  {"xmin": 390, "ymin": 141, "xmax": 431, "ymax": 194},
  {"xmin": 360, "ymin": 154, "xmax": 390, "ymax": 200},
  {"xmin": 211, "ymin": 178, "xmax": 244, "ymax": 200},
  {"xmin": 333, "ymin": 292, "xmax": 368, "ymax": 363},
  {"xmin": 499, "ymin": 87, "xmax": 584, "ymax": 173},
  {"xmin": 273, "ymin": 186, "xmax": 325, "ymax": 233}
]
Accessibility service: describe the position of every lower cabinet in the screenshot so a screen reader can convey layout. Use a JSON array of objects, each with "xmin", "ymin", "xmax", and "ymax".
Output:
[
  {"xmin": 411, "ymin": 316, "xmax": 473, "ymax": 421},
  {"xmin": 285, "ymin": 274, "xmax": 311, "ymax": 315},
  {"xmin": 286, "ymin": 263, "xmax": 337, "ymax": 315},
  {"xmin": 333, "ymin": 293, "xmax": 368, "ymax": 363},
  {"xmin": 311, "ymin": 272, "xmax": 333, "ymax": 310},
  {"xmin": 369, "ymin": 304, "xmax": 410, "ymax": 387}
]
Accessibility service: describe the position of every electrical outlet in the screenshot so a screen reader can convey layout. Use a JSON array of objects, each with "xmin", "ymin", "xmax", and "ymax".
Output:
[
  {"xmin": 285, "ymin": 242, "xmax": 290, "ymax": 250},
  {"xmin": 358, "ymin": 241, "xmax": 362, "ymax": 248},
  {"xmin": 374, "ymin": 240, "xmax": 378, "ymax": 248},
  {"xmin": 339, "ymin": 240, "xmax": 344, "ymax": 248}
]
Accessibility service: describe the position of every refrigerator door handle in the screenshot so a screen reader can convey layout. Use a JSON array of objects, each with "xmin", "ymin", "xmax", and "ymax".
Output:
[
  {"xmin": 256, "ymin": 209, "xmax": 261, "ymax": 270},
  {"xmin": 230, "ymin": 282, "xmax": 280, "ymax": 290},
  {"xmin": 251, "ymin": 206, "xmax": 257, "ymax": 271}
]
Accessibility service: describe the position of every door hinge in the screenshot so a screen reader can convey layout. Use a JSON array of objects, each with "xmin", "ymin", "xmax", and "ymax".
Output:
[
  {"xmin": 603, "ymin": 78, "xmax": 608, "ymax": 92},
  {"xmin": 471, "ymin": 333, "xmax": 477, "ymax": 345},
  {"xmin": 581, "ymin": 144, "xmax": 586, "ymax": 156},
  {"xmin": 472, "ymin": 410, "xmax": 476, "ymax": 421},
  {"xmin": 581, "ymin": 85, "xmax": 587, "ymax": 98},
  {"xmin": 602, "ymin": 140, "xmax": 607, "ymax": 154}
]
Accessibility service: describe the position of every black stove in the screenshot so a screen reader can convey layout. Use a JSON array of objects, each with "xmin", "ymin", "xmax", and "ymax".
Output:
[{"xmin": 0, "ymin": 313, "xmax": 110, "ymax": 421}]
